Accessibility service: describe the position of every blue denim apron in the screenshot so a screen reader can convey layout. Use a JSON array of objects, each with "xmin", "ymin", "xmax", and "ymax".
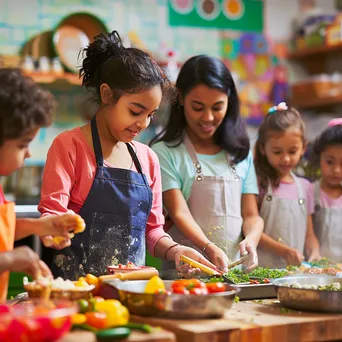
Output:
[{"xmin": 51, "ymin": 116, "xmax": 152, "ymax": 279}]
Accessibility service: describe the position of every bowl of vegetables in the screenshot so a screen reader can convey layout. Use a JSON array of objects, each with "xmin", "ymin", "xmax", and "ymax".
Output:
[
  {"xmin": 272, "ymin": 275, "xmax": 342, "ymax": 313},
  {"xmin": 0, "ymin": 299, "xmax": 77, "ymax": 342},
  {"xmin": 106, "ymin": 277, "xmax": 239, "ymax": 319}
]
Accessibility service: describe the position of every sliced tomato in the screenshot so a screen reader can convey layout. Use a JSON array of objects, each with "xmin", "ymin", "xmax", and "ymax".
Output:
[{"xmin": 205, "ymin": 282, "xmax": 226, "ymax": 293}]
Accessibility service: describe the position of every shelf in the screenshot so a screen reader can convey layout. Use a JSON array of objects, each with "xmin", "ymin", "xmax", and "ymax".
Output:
[
  {"xmin": 23, "ymin": 72, "xmax": 81, "ymax": 86},
  {"xmin": 290, "ymin": 94, "xmax": 342, "ymax": 110},
  {"xmin": 287, "ymin": 43, "xmax": 342, "ymax": 60}
]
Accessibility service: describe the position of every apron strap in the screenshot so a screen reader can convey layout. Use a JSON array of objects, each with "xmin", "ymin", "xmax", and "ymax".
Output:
[
  {"xmin": 183, "ymin": 134, "xmax": 200, "ymax": 165},
  {"xmin": 183, "ymin": 134, "xmax": 237, "ymax": 182},
  {"xmin": 91, "ymin": 116, "xmax": 104, "ymax": 167},
  {"xmin": 266, "ymin": 180, "xmax": 273, "ymax": 196},
  {"xmin": 291, "ymin": 173, "xmax": 306, "ymax": 209},
  {"xmin": 126, "ymin": 143, "xmax": 144, "ymax": 175},
  {"xmin": 314, "ymin": 181, "xmax": 321, "ymax": 208},
  {"xmin": 291, "ymin": 172, "xmax": 305, "ymax": 199},
  {"xmin": 183, "ymin": 134, "xmax": 203, "ymax": 180}
]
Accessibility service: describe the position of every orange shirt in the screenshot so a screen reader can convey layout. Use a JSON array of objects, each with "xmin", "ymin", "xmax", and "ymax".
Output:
[{"xmin": 0, "ymin": 186, "xmax": 16, "ymax": 302}]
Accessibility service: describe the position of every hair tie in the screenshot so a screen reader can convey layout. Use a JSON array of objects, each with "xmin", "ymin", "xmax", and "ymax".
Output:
[
  {"xmin": 268, "ymin": 102, "xmax": 288, "ymax": 114},
  {"xmin": 328, "ymin": 118, "xmax": 342, "ymax": 127}
]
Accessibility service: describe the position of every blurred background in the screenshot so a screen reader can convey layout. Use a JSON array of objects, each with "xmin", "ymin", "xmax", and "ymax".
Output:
[{"xmin": 1, "ymin": 0, "xmax": 342, "ymax": 293}]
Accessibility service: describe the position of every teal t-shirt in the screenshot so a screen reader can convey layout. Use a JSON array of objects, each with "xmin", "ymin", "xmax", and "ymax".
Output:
[{"xmin": 152, "ymin": 141, "xmax": 258, "ymax": 201}]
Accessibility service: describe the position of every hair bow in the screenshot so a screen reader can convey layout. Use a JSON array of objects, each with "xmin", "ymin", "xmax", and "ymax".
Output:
[
  {"xmin": 268, "ymin": 102, "xmax": 288, "ymax": 114},
  {"xmin": 328, "ymin": 118, "xmax": 342, "ymax": 127}
]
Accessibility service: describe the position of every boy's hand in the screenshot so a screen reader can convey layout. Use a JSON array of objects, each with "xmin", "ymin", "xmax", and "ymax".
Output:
[
  {"xmin": 4, "ymin": 246, "xmax": 51, "ymax": 279},
  {"xmin": 37, "ymin": 214, "xmax": 85, "ymax": 237}
]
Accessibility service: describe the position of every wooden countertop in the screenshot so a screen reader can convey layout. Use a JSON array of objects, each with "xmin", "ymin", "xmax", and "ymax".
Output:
[
  {"xmin": 130, "ymin": 299, "xmax": 342, "ymax": 342},
  {"xmin": 61, "ymin": 329, "xmax": 175, "ymax": 342}
]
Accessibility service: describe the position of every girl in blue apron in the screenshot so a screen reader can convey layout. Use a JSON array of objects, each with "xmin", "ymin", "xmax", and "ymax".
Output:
[
  {"xmin": 310, "ymin": 119, "xmax": 342, "ymax": 262},
  {"xmin": 254, "ymin": 102, "xmax": 320, "ymax": 268},
  {"xmin": 38, "ymin": 31, "xmax": 214, "ymax": 279},
  {"xmin": 151, "ymin": 55, "xmax": 263, "ymax": 272}
]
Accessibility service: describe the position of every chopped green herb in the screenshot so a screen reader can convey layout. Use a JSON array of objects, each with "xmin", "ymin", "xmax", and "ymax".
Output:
[
  {"xmin": 234, "ymin": 296, "xmax": 240, "ymax": 303},
  {"xmin": 280, "ymin": 308, "xmax": 293, "ymax": 314}
]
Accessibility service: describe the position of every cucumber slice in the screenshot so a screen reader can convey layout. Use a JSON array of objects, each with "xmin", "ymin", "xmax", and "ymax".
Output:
[{"xmin": 96, "ymin": 327, "xmax": 131, "ymax": 341}]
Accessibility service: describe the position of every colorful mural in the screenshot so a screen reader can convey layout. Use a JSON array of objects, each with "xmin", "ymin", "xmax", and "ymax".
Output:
[
  {"xmin": 221, "ymin": 32, "xmax": 289, "ymax": 126},
  {"xmin": 169, "ymin": 0, "xmax": 263, "ymax": 32}
]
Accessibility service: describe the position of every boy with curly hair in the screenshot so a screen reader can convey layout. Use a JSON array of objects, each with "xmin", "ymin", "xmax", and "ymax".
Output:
[{"xmin": 0, "ymin": 68, "xmax": 84, "ymax": 301}]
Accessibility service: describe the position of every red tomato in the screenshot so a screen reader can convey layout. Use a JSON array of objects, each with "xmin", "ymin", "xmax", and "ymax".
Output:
[
  {"xmin": 172, "ymin": 286, "xmax": 190, "ymax": 295},
  {"xmin": 205, "ymin": 282, "xmax": 226, "ymax": 293},
  {"xmin": 189, "ymin": 287, "xmax": 208, "ymax": 295},
  {"xmin": 263, "ymin": 278, "xmax": 270, "ymax": 284},
  {"xmin": 171, "ymin": 279, "xmax": 208, "ymax": 295},
  {"xmin": 85, "ymin": 312, "xmax": 107, "ymax": 329},
  {"xmin": 171, "ymin": 279, "xmax": 202, "ymax": 291}
]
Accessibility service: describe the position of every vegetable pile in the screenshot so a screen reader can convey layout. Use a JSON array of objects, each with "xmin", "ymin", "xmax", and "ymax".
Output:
[{"xmin": 205, "ymin": 267, "xmax": 289, "ymax": 284}]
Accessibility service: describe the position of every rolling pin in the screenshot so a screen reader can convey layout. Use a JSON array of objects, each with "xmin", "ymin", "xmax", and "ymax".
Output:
[{"xmin": 99, "ymin": 268, "xmax": 159, "ymax": 283}]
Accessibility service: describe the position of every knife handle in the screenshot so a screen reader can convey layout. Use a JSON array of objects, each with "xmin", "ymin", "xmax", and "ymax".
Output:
[{"xmin": 180, "ymin": 255, "xmax": 219, "ymax": 276}]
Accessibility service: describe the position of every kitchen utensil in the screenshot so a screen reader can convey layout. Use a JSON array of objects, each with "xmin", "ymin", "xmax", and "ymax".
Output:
[
  {"xmin": 107, "ymin": 279, "xmax": 239, "ymax": 319},
  {"xmin": 52, "ymin": 12, "xmax": 108, "ymax": 73},
  {"xmin": 272, "ymin": 275, "xmax": 342, "ymax": 313},
  {"xmin": 107, "ymin": 265, "xmax": 156, "ymax": 275},
  {"xmin": 179, "ymin": 255, "xmax": 236, "ymax": 284},
  {"xmin": 228, "ymin": 254, "xmax": 249, "ymax": 269},
  {"xmin": 6, "ymin": 292, "xmax": 28, "ymax": 306},
  {"xmin": 99, "ymin": 268, "xmax": 159, "ymax": 283}
]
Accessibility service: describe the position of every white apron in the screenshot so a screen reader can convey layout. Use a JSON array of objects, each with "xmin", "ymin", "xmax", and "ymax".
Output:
[
  {"xmin": 163, "ymin": 135, "xmax": 243, "ymax": 269},
  {"xmin": 258, "ymin": 174, "xmax": 307, "ymax": 268},
  {"xmin": 313, "ymin": 181, "xmax": 342, "ymax": 262}
]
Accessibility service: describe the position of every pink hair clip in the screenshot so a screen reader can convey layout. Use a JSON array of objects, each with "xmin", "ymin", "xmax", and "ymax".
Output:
[{"xmin": 328, "ymin": 118, "xmax": 342, "ymax": 127}]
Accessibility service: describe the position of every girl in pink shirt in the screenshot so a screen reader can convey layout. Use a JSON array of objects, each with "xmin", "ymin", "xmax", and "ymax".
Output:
[
  {"xmin": 310, "ymin": 119, "xmax": 342, "ymax": 262},
  {"xmin": 254, "ymin": 102, "xmax": 320, "ymax": 268},
  {"xmin": 39, "ymin": 30, "xmax": 214, "ymax": 279}
]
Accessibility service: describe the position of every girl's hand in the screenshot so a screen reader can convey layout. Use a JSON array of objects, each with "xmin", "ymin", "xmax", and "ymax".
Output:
[
  {"xmin": 307, "ymin": 250, "xmax": 321, "ymax": 262},
  {"xmin": 41, "ymin": 235, "xmax": 71, "ymax": 250},
  {"xmin": 37, "ymin": 214, "xmax": 85, "ymax": 237},
  {"xmin": 305, "ymin": 235, "xmax": 321, "ymax": 262},
  {"xmin": 282, "ymin": 247, "xmax": 304, "ymax": 266},
  {"xmin": 5, "ymin": 246, "xmax": 52, "ymax": 279},
  {"xmin": 173, "ymin": 245, "xmax": 216, "ymax": 278},
  {"xmin": 204, "ymin": 243, "xmax": 229, "ymax": 273},
  {"xmin": 239, "ymin": 240, "xmax": 258, "ymax": 272}
]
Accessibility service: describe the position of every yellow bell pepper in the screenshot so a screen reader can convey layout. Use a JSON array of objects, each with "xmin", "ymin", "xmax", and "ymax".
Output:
[
  {"xmin": 71, "ymin": 313, "xmax": 87, "ymax": 325},
  {"xmin": 95, "ymin": 299, "xmax": 129, "ymax": 327}
]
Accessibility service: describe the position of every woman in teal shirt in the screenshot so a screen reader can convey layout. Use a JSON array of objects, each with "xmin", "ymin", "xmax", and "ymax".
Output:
[{"xmin": 151, "ymin": 55, "xmax": 263, "ymax": 272}]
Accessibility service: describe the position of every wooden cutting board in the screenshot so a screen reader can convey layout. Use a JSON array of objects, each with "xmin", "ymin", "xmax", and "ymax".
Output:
[
  {"xmin": 131, "ymin": 300, "xmax": 342, "ymax": 342},
  {"xmin": 61, "ymin": 329, "xmax": 175, "ymax": 342}
]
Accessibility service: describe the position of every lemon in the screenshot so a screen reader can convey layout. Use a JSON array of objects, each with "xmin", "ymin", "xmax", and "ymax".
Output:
[{"xmin": 144, "ymin": 276, "xmax": 165, "ymax": 294}]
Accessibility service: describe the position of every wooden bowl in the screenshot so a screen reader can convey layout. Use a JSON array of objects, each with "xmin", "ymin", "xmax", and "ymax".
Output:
[{"xmin": 24, "ymin": 282, "xmax": 95, "ymax": 301}]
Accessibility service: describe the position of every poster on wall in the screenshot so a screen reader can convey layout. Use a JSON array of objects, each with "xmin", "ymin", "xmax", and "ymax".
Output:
[
  {"xmin": 168, "ymin": 0, "xmax": 263, "ymax": 32},
  {"xmin": 221, "ymin": 32, "xmax": 289, "ymax": 126}
]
